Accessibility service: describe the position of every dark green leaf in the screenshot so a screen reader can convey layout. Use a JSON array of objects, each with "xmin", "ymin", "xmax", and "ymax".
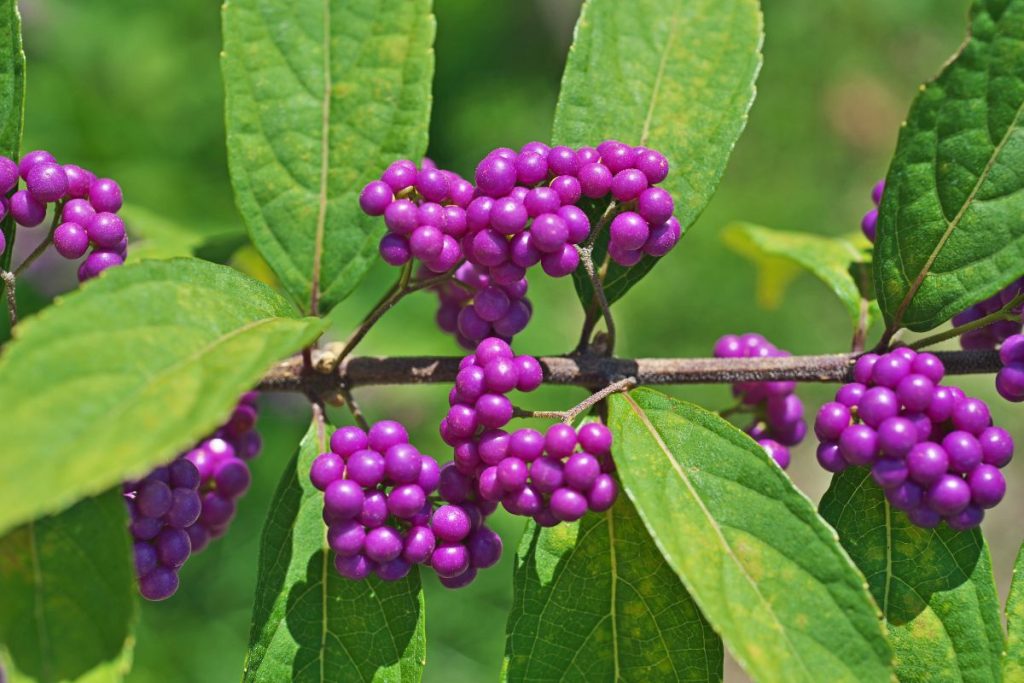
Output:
[
  {"xmin": 0, "ymin": 258, "xmax": 326, "ymax": 535},
  {"xmin": 875, "ymin": 0, "xmax": 1024, "ymax": 332},
  {"xmin": 0, "ymin": 0, "xmax": 24, "ymax": 273},
  {"xmin": 820, "ymin": 468, "xmax": 1003, "ymax": 682},
  {"xmin": 0, "ymin": 490, "xmax": 135, "ymax": 683},
  {"xmin": 503, "ymin": 494, "xmax": 723, "ymax": 682},
  {"xmin": 557, "ymin": 0, "xmax": 762, "ymax": 307},
  {"xmin": 723, "ymin": 223, "xmax": 875, "ymax": 332},
  {"xmin": 606, "ymin": 388, "xmax": 892, "ymax": 682},
  {"xmin": 222, "ymin": 0, "xmax": 435, "ymax": 314},
  {"xmin": 244, "ymin": 419, "xmax": 426, "ymax": 683},
  {"xmin": 1005, "ymin": 543, "xmax": 1024, "ymax": 679}
]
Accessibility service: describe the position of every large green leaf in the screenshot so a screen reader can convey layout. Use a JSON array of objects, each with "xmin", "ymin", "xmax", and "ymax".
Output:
[
  {"xmin": 243, "ymin": 419, "xmax": 426, "ymax": 682},
  {"xmin": 503, "ymin": 494, "xmax": 723, "ymax": 682},
  {"xmin": 0, "ymin": 258, "xmax": 326, "ymax": 535},
  {"xmin": 557, "ymin": 0, "xmax": 762, "ymax": 308},
  {"xmin": 222, "ymin": 0, "xmax": 435, "ymax": 314},
  {"xmin": 819, "ymin": 468, "xmax": 1003, "ymax": 682},
  {"xmin": 0, "ymin": 0, "xmax": 23, "ymax": 273},
  {"xmin": 723, "ymin": 223, "xmax": 875, "ymax": 332},
  {"xmin": 606, "ymin": 388, "xmax": 892, "ymax": 682},
  {"xmin": 0, "ymin": 490, "xmax": 135, "ymax": 683},
  {"xmin": 875, "ymin": 0, "xmax": 1024, "ymax": 332},
  {"xmin": 1006, "ymin": 543, "xmax": 1024, "ymax": 679}
]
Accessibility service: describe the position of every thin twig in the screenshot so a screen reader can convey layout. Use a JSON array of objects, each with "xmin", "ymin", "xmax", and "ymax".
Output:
[
  {"xmin": 578, "ymin": 246, "xmax": 615, "ymax": 354},
  {"xmin": 259, "ymin": 348, "xmax": 1005, "ymax": 400},
  {"xmin": 14, "ymin": 203, "xmax": 63, "ymax": 276},
  {"xmin": 514, "ymin": 376, "xmax": 637, "ymax": 423},
  {"xmin": 338, "ymin": 383, "xmax": 370, "ymax": 431},
  {"xmin": 908, "ymin": 292, "xmax": 1024, "ymax": 350},
  {"xmin": 1, "ymin": 270, "xmax": 15, "ymax": 327}
]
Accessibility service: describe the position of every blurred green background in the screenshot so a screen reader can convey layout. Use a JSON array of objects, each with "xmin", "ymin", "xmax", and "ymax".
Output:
[{"xmin": 18, "ymin": 0, "xmax": 1017, "ymax": 681}]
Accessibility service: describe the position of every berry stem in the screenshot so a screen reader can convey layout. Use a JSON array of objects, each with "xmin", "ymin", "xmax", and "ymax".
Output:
[
  {"xmin": 261, "ymin": 348, "xmax": 1003, "ymax": 398},
  {"xmin": 330, "ymin": 262, "xmax": 459, "ymax": 371},
  {"xmin": 1, "ymin": 269, "xmax": 15, "ymax": 327},
  {"xmin": 13, "ymin": 201, "xmax": 64, "ymax": 277},
  {"xmin": 514, "ymin": 376, "xmax": 637, "ymax": 423},
  {"xmin": 338, "ymin": 383, "xmax": 370, "ymax": 431},
  {"xmin": 908, "ymin": 292, "xmax": 1024, "ymax": 350},
  {"xmin": 577, "ymin": 245, "xmax": 616, "ymax": 355}
]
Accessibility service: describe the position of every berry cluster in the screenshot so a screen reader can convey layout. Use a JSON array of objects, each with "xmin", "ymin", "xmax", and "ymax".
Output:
[
  {"xmin": 952, "ymin": 279, "xmax": 1024, "ymax": 350},
  {"xmin": 312, "ymin": 421, "xmax": 441, "ymax": 583},
  {"xmin": 439, "ymin": 337, "xmax": 618, "ymax": 524},
  {"xmin": 0, "ymin": 149, "xmax": 127, "ymax": 281},
  {"xmin": 815, "ymin": 348, "xmax": 1011, "ymax": 529},
  {"xmin": 713, "ymin": 333, "xmax": 806, "ymax": 468},
  {"xmin": 126, "ymin": 459, "xmax": 202, "ymax": 601},
  {"xmin": 860, "ymin": 179, "xmax": 884, "ymax": 243},
  {"xmin": 430, "ymin": 262, "xmax": 532, "ymax": 349},
  {"xmin": 127, "ymin": 393, "xmax": 262, "ymax": 600},
  {"xmin": 996, "ymin": 334, "xmax": 1024, "ymax": 401},
  {"xmin": 360, "ymin": 159, "xmax": 474, "ymax": 274}
]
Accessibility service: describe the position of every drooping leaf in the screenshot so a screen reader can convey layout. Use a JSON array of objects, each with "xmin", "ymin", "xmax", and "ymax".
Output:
[
  {"xmin": 243, "ymin": 419, "xmax": 426, "ymax": 682},
  {"xmin": 1005, "ymin": 542, "xmax": 1024, "ymax": 679},
  {"xmin": 222, "ymin": 0, "xmax": 435, "ymax": 314},
  {"xmin": 0, "ymin": 0, "xmax": 24, "ymax": 273},
  {"xmin": 0, "ymin": 490, "xmax": 135, "ymax": 683},
  {"xmin": 723, "ymin": 223, "xmax": 875, "ymax": 331},
  {"xmin": 503, "ymin": 494, "xmax": 723, "ymax": 682},
  {"xmin": 557, "ymin": 0, "xmax": 763, "ymax": 308},
  {"xmin": 819, "ymin": 468, "xmax": 1003, "ymax": 682},
  {"xmin": 0, "ymin": 258, "xmax": 326, "ymax": 535},
  {"xmin": 606, "ymin": 388, "xmax": 892, "ymax": 682},
  {"xmin": 875, "ymin": 0, "xmax": 1024, "ymax": 332}
]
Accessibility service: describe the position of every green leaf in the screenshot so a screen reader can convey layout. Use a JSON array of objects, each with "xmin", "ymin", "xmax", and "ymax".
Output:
[
  {"xmin": 222, "ymin": 0, "xmax": 435, "ymax": 314},
  {"xmin": 606, "ymin": 388, "xmax": 892, "ymax": 682},
  {"xmin": 244, "ymin": 418, "xmax": 426, "ymax": 683},
  {"xmin": 875, "ymin": 0, "xmax": 1024, "ymax": 332},
  {"xmin": 503, "ymin": 495, "xmax": 723, "ymax": 682},
  {"xmin": 723, "ymin": 223, "xmax": 875, "ymax": 331},
  {"xmin": 556, "ymin": 0, "xmax": 762, "ymax": 308},
  {"xmin": 1005, "ymin": 542, "xmax": 1024, "ymax": 679},
  {"xmin": 0, "ymin": 490, "xmax": 136, "ymax": 683},
  {"xmin": 0, "ymin": 0, "xmax": 24, "ymax": 273},
  {"xmin": 0, "ymin": 258, "xmax": 326, "ymax": 535},
  {"xmin": 819, "ymin": 468, "xmax": 1003, "ymax": 682}
]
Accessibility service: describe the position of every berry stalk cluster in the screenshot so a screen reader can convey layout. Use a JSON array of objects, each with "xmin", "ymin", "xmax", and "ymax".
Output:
[
  {"xmin": 815, "ymin": 348, "xmax": 1010, "ymax": 529},
  {"xmin": 0, "ymin": 149, "xmax": 126, "ymax": 281},
  {"xmin": 714, "ymin": 333, "xmax": 806, "ymax": 468},
  {"xmin": 128, "ymin": 393, "xmax": 263, "ymax": 600}
]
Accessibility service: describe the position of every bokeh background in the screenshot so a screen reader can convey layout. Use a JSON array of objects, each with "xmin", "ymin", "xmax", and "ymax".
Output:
[{"xmin": 13, "ymin": 0, "xmax": 1013, "ymax": 680}]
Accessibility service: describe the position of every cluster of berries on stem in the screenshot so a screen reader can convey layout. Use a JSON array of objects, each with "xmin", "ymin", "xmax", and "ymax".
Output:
[
  {"xmin": 0, "ymin": 149, "xmax": 126, "ymax": 281},
  {"xmin": 714, "ymin": 333, "xmax": 806, "ymax": 468},
  {"xmin": 815, "ymin": 348, "xmax": 1010, "ymax": 530}
]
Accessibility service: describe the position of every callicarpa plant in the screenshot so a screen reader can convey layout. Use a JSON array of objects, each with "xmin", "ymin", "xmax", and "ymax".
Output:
[{"xmin": 1, "ymin": 0, "xmax": 1024, "ymax": 681}]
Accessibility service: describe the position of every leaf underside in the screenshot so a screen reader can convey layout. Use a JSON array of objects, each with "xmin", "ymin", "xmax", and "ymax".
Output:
[
  {"xmin": 503, "ymin": 494, "xmax": 723, "ymax": 682},
  {"xmin": 243, "ymin": 419, "xmax": 426, "ymax": 683},
  {"xmin": 819, "ymin": 468, "xmax": 1003, "ymax": 683},
  {"xmin": 0, "ymin": 490, "xmax": 136, "ymax": 683}
]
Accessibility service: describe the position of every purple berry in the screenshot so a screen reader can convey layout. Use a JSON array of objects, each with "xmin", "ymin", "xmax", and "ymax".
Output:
[
  {"xmin": 968, "ymin": 464, "xmax": 1006, "ymax": 508},
  {"xmin": 816, "ymin": 442, "xmax": 847, "ymax": 473},
  {"xmin": 871, "ymin": 458, "xmax": 909, "ymax": 489},
  {"xmin": 475, "ymin": 154, "xmax": 517, "ymax": 198},
  {"xmin": 331, "ymin": 426, "xmax": 368, "ymax": 458},
  {"xmin": 25, "ymin": 161, "xmax": 68, "ymax": 202},
  {"xmin": 415, "ymin": 167, "xmax": 450, "ymax": 203},
  {"xmin": 88, "ymin": 212, "xmax": 126, "ymax": 249},
  {"xmin": 346, "ymin": 450, "xmax": 386, "ymax": 487},
  {"xmin": 838, "ymin": 424, "xmax": 878, "ymax": 466},
  {"xmin": 609, "ymin": 212, "xmax": 650, "ymax": 252},
  {"xmin": 979, "ymin": 426, "xmax": 1014, "ymax": 467},
  {"xmin": 951, "ymin": 398, "xmax": 991, "ymax": 435},
  {"xmin": 10, "ymin": 190, "xmax": 45, "ymax": 227},
  {"xmin": 550, "ymin": 488, "xmax": 588, "ymax": 522},
  {"xmin": 927, "ymin": 475, "xmax": 971, "ymax": 516},
  {"xmin": 328, "ymin": 520, "xmax": 365, "ymax": 557},
  {"xmin": 403, "ymin": 526, "xmax": 436, "ymax": 564},
  {"xmin": 906, "ymin": 442, "xmax": 949, "ymax": 486},
  {"xmin": 324, "ymin": 480, "xmax": 365, "ymax": 520},
  {"xmin": 364, "ymin": 526, "xmax": 404, "ymax": 563},
  {"xmin": 18, "ymin": 150, "xmax": 56, "ymax": 179},
  {"xmin": 368, "ymin": 420, "xmax": 408, "ymax": 452},
  {"xmin": 432, "ymin": 505, "xmax": 472, "ymax": 542},
  {"xmin": 467, "ymin": 528, "xmax": 502, "ymax": 569},
  {"xmin": 431, "ymin": 544, "xmax": 471, "ymax": 579},
  {"xmin": 359, "ymin": 180, "xmax": 393, "ymax": 215},
  {"xmin": 138, "ymin": 566, "xmax": 179, "ymax": 601},
  {"xmin": 335, "ymin": 553, "xmax": 373, "ymax": 580},
  {"xmin": 578, "ymin": 163, "xmax": 613, "ymax": 198}
]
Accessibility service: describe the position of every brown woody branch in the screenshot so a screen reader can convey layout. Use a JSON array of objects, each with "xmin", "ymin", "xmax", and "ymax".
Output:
[{"xmin": 257, "ymin": 344, "xmax": 1002, "ymax": 399}]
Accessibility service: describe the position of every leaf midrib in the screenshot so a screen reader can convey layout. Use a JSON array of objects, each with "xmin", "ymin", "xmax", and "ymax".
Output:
[
  {"xmin": 308, "ymin": 0, "xmax": 332, "ymax": 315},
  {"xmin": 890, "ymin": 82, "xmax": 1024, "ymax": 330},
  {"xmin": 622, "ymin": 392, "xmax": 815, "ymax": 681}
]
